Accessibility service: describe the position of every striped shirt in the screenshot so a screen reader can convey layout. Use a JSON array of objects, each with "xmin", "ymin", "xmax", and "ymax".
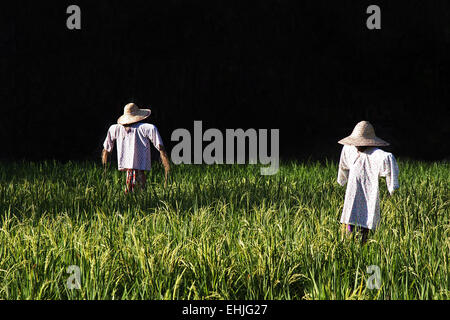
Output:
[{"xmin": 103, "ymin": 123, "xmax": 164, "ymax": 171}]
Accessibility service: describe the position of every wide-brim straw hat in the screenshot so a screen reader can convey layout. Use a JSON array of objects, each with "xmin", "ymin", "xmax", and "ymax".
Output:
[
  {"xmin": 117, "ymin": 103, "xmax": 151, "ymax": 125},
  {"xmin": 338, "ymin": 121, "xmax": 390, "ymax": 147}
]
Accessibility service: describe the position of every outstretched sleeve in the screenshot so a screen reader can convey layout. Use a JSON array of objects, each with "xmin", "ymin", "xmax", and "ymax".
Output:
[
  {"xmin": 337, "ymin": 146, "xmax": 349, "ymax": 186},
  {"xmin": 148, "ymin": 125, "xmax": 164, "ymax": 151},
  {"xmin": 380, "ymin": 153, "xmax": 399, "ymax": 195},
  {"xmin": 103, "ymin": 125, "xmax": 117, "ymax": 153}
]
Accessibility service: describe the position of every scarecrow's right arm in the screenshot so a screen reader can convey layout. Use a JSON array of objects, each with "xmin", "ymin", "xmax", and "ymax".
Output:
[
  {"xmin": 381, "ymin": 153, "xmax": 399, "ymax": 196},
  {"xmin": 146, "ymin": 124, "xmax": 171, "ymax": 186},
  {"xmin": 158, "ymin": 145, "xmax": 171, "ymax": 187}
]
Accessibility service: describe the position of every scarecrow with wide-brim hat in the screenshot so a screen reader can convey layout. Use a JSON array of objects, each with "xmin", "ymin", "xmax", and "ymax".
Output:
[
  {"xmin": 337, "ymin": 121, "xmax": 399, "ymax": 244},
  {"xmin": 102, "ymin": 103, "xmax": 170, "ymax": 193}
]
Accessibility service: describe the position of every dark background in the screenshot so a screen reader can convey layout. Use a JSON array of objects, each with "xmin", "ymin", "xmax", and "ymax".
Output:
[{"xmin": 2, "ymin": 0, "xmax": 449, "ymax": 162}]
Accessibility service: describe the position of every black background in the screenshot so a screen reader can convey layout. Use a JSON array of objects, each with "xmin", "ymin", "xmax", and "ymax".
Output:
[{"xmin": 2, "ymin": 0, "xmax": 449, "ymax": 162}]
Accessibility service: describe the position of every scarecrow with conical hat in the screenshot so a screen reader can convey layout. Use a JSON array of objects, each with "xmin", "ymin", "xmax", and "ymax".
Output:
[
  {"xmin": 102, "ymin": 103, "xmax": 170, "ymax": 193},
  {"xmin": 337, "ymin": 121, "xmax": 399, "ymax": 244}
]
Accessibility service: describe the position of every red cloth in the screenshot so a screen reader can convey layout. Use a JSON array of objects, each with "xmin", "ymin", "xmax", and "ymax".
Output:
[{"xmin": 125, "ymin": 169, "xmax": 147, "ymax": 193}]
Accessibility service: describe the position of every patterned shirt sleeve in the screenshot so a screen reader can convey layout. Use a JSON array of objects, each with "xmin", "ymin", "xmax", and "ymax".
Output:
[
  {"xmin": 103, "ymin": 125, "xmax": 117, "ymax": 153},
  {"xmin": 146, "ymin": 125, "xmax": 164, "ymax": 151},
  {"xmin": 380, "ymin": 153, "xmax": 399, "ymax": 195},
  {"xmin": 337, "ymin": 146, "xmax": 349, "ymax": 186}
]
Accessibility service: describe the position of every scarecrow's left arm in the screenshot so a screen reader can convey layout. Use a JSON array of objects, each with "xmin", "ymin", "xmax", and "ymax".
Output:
[
  {"xmin": 102, "ymin": 125, "xmax": 116, "ymax": 166},
  {"xmin": 102, "ymin": 149, "xmax": 111, "ymax": 166},
  {"xmin": 337, "ymin": 146, "xmax": 349, "ymax": 186}
]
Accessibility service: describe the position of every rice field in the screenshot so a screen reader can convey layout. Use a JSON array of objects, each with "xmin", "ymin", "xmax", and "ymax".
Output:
[{"xmin": 0, "ymin": 160, "xmax": 448, "ymax": 300}]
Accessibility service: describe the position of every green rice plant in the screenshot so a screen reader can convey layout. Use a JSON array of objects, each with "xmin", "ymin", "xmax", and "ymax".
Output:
[{"xmin": 0, "ymin": 159, "xmax": 448, "ymax": 299}]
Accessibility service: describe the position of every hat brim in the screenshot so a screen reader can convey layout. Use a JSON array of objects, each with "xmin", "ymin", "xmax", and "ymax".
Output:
[
  {"xmin": 338, "ymin": 136, "xmax": 390, "ymax": 147},
  {"xmin": 117, "ymin": 109, "xmax": 151, "ymax": 125}
]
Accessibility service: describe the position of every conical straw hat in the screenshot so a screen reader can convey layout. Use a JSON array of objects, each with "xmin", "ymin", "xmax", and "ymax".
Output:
[
  {"xmin": 117, "ymin": 103, "xmax": 151, "ymax": 125},
  {"xmin": 338, "ymin": 121, "xmax": 390, "ymax": 147}
]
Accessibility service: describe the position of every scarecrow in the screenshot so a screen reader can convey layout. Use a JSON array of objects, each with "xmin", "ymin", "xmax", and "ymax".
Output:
[
  {"xmin": 337, "ymin": 121, "xmax": 399, "ymax": 244},
  {"xmin": 102, "ymin": 103, "xmax": 170, "ymax": 193}
]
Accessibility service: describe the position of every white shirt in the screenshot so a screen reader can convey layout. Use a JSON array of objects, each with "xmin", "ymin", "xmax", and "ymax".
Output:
[
  {"xmin": 103, "ymin": 123, "xmax": 164, "ymax": 171},
  {"xmin": 337, "ymin": 145, "xmax": 399, "ymax": 230}
]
